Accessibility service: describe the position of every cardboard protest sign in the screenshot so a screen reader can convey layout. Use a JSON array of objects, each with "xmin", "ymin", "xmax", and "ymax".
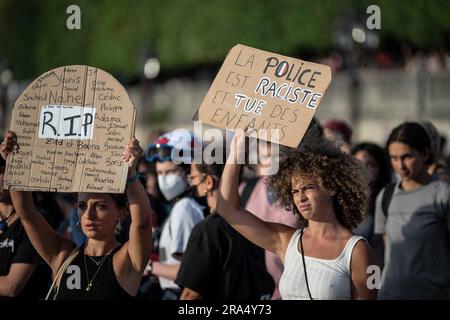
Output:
[
  {"xmin": 197, "ymin": 44, "xmax": 332, "ymax": 147},
  {"xmin": 4, "ymin": 65, "xmax": 135, "ymax": 193}
]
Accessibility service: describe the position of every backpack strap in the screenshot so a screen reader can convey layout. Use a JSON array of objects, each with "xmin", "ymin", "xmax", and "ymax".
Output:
[
  {"xmin": 381, "ymin": 182, "xmax": 396, "ymax": 218},
  {"xmin": 240, "ymin": 177, "xmax": 260, "ymax": 208},
  {"xmin": 45, "ymin": 246, "xmax": 80, "ymax": 300}
]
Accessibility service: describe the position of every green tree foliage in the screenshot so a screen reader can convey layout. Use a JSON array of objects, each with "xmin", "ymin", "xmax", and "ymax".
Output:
[{"xmin": 0, "ymin": 0, "xmax": 449, "ymax": 79}]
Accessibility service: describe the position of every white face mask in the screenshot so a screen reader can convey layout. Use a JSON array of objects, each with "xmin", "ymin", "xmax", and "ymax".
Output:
[{"xmin": 158, "ymin": 174, "xmax": 188, "ymax": 201}]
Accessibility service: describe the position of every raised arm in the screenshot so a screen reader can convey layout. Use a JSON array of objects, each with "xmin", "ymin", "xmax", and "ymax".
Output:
[
  {"xmin": 1, "ymin": 131, "xmax": 76, "ymax": 273},
  {"xmin": 121, "ymin": 139, "xmax": 153, "ymax": 273},
  {"xmin": 217, "ymin": 130, "xmax": 294, "ymax": 259}
]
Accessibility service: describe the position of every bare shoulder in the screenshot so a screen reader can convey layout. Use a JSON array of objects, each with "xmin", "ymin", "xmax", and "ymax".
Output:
[
  {"xmin": 353, "ymin": 238, "xmax": 371, "ymax": 254},
  {"xmin": 351, "ymin": 238, "xmax": 376, "ymax": 270},
  {"xmin": 277, "ymin": 224, "xmax": 297, "ymax": 243},
  {"xmin": 276, "ymin": 225, "xmax": 297, "ymax": 262}
]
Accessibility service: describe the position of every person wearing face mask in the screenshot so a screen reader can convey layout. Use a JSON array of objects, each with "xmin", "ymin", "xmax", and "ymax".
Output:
[
  {"xmin": 175, "ymin": 148, "xmax": 274, "ymax": 300},
  {"xmin": 143, "ymin": 130, "xmax": 205, "ymax": 300}
]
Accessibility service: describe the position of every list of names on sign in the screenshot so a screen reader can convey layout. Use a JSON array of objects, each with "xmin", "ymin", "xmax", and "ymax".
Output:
[{"xmin": 4, "ymin": 65, "xmax": 136, "ymax": 193}]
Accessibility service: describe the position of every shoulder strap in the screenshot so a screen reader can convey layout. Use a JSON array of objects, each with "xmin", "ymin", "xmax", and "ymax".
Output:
[
  {"xmin": 45, "ymin": 246, "xmax": 80, "ymax": 300},
  {"xmin": 240, "ymin": 177, "xmax": 259, "ymax": 208},
  {"xmin": 344, "ymin": 236, "xmax": 366, "ymax": 267},
  {"xmin": 381, "ymin": 182, "xmax": 396, "ymax": 218},
  {"xmin": 299, "ymin": 228, "xmax": 313, "ymax": 300}
]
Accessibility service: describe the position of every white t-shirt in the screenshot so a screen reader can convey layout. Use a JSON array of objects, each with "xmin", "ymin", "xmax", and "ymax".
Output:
[
  {"xmin": 279, "ymin": 229, "xmax": 366, "ymax": 300},
  {"xmin": 158, "ymin": 197, "xmax": 204, "ymax": 290}
]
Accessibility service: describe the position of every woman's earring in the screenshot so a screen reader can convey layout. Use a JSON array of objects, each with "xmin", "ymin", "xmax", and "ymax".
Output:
[
  {"xmin": 115, "ymin": 221, "xmax": 122, "ymax": 233},
  {"xmin": 76, "ymin": 221, "xmax": 81, "ymax": 230}
]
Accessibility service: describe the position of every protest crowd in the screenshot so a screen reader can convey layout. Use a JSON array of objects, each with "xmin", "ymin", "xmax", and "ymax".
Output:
[{"xmin": 1, "ymin": 113, "xmax": 450, "ymax": 300}]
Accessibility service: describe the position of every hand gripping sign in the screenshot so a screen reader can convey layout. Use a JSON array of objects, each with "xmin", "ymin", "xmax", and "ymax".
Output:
[
  {"xmin": 196, "ymin": 44, "xmax": 332, "ymax": 147},
  {"xmin": 3, "ymin": 65, "xmax": 136, "ymax": 193}
]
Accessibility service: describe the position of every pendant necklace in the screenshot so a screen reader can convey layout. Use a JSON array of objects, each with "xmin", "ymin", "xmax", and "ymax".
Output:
[{"xmin": 83, "ymin": 248, "xmax": 113, "ymax": 292}]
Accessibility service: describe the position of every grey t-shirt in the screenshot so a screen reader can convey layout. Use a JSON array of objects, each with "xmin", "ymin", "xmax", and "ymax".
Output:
[{"xmin": 374, "ymin": 179, "xmax": 450, "ymax": 299}]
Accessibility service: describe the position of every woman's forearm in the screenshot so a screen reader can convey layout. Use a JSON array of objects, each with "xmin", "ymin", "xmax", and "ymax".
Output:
[
  {"xmin": 217, "ymin": 149, "xmax": 243, "ymax": 217},
  {"xmin": 126, "ymin": 173, "xmax": 152, "ymax": 228},
  {"xmin": 151, "ymin": 261, "xmax": 180, "ymax": 281},
  {"xmin": 126, "ymin": 170, "xmax": 153, "ymax": 272},
  {"xmin": 9, "ymin": 191, "xmax": 36, "ymax": 221}
]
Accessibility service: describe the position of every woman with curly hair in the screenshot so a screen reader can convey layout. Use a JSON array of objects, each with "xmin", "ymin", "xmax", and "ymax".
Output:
[{"xmin": 217, "ymin": 129, "xmax": 378, "ymax": 300}]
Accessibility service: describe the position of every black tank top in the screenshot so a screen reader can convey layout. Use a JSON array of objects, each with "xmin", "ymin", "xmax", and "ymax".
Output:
[{"xmin": 55, "ymin": 245, "xmax": 133, "ymax": 300}]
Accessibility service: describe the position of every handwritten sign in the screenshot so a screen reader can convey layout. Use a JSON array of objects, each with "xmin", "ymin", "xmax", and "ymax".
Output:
[
  {"xmin": 3, "ymin": 65, "xmax": 136, "ymax": 193},
  {"xmin": 39, "ymin": 105, "xmax": 96, "ymax": 139},
  {"xmin": 197, "ymin": 44, "xmax": 332, "ymax": 147}
]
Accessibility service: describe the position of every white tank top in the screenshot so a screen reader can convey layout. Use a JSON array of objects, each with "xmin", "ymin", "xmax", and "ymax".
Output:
[{"xmin": 279, "ymin": 229, "xmax": 366, "ymax": 300}]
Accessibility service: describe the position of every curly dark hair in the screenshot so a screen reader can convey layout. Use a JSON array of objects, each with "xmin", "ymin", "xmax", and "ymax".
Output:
[{"xmin": 268, "ymin": 136, "xmax": 370, "ymax": 230}]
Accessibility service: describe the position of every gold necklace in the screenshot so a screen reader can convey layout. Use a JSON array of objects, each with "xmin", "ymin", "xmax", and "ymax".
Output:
[
  {"xmin": 83, "ymin": 250, "xmax": 111, "ymax": 292},
  {"xmin": 88, "ymin": 255, "xmax": 105, "ymax": 266}
]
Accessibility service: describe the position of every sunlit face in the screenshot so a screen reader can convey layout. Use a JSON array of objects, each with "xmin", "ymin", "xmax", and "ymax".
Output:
[
  {"xmin": 291, "ymin": 175, "xmax": 335, "ymax": 221},
  {"xmin": 354, "ymin": 150, "xmax": 379, "ymax": 184},
  {"xmin": 78, "ymin": 193, "xmax": 123, "ymax": 240},
  {"xmin": 388, "ymin": 142, "xmax": 428, "ymax": 182}
]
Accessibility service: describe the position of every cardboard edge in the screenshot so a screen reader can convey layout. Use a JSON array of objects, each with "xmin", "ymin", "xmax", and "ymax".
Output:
[{"xmin": 7, "ymin": 65, "xmax": 137, "ymax": 193}]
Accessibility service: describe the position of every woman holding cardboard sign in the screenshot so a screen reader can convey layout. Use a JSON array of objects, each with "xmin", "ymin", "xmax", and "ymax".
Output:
[
  {"xmin": 0, "ymin": 131, "xmax": 152, "ymax": 299},
  {"xmin": 216, "ymin": 128, "xmax": 378, "ymax": 300}
]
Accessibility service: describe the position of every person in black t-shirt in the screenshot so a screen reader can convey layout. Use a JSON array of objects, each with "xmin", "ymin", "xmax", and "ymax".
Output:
[
  {"xmin": 1, "ymin": 132, "xmax": 153, "ymax": 300},
  {"xmin": 175, "ymin": 156, "xmax": 274, "ymax": 300},
  {"xmin": 0, "ymin": 164, "xmax": 51, "ymax": 299}
]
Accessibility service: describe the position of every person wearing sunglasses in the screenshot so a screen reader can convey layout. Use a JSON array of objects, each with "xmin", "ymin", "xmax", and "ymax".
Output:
[{"xmin": 143, "ymin": 130, "xmax": 204, "ymax": 300}]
